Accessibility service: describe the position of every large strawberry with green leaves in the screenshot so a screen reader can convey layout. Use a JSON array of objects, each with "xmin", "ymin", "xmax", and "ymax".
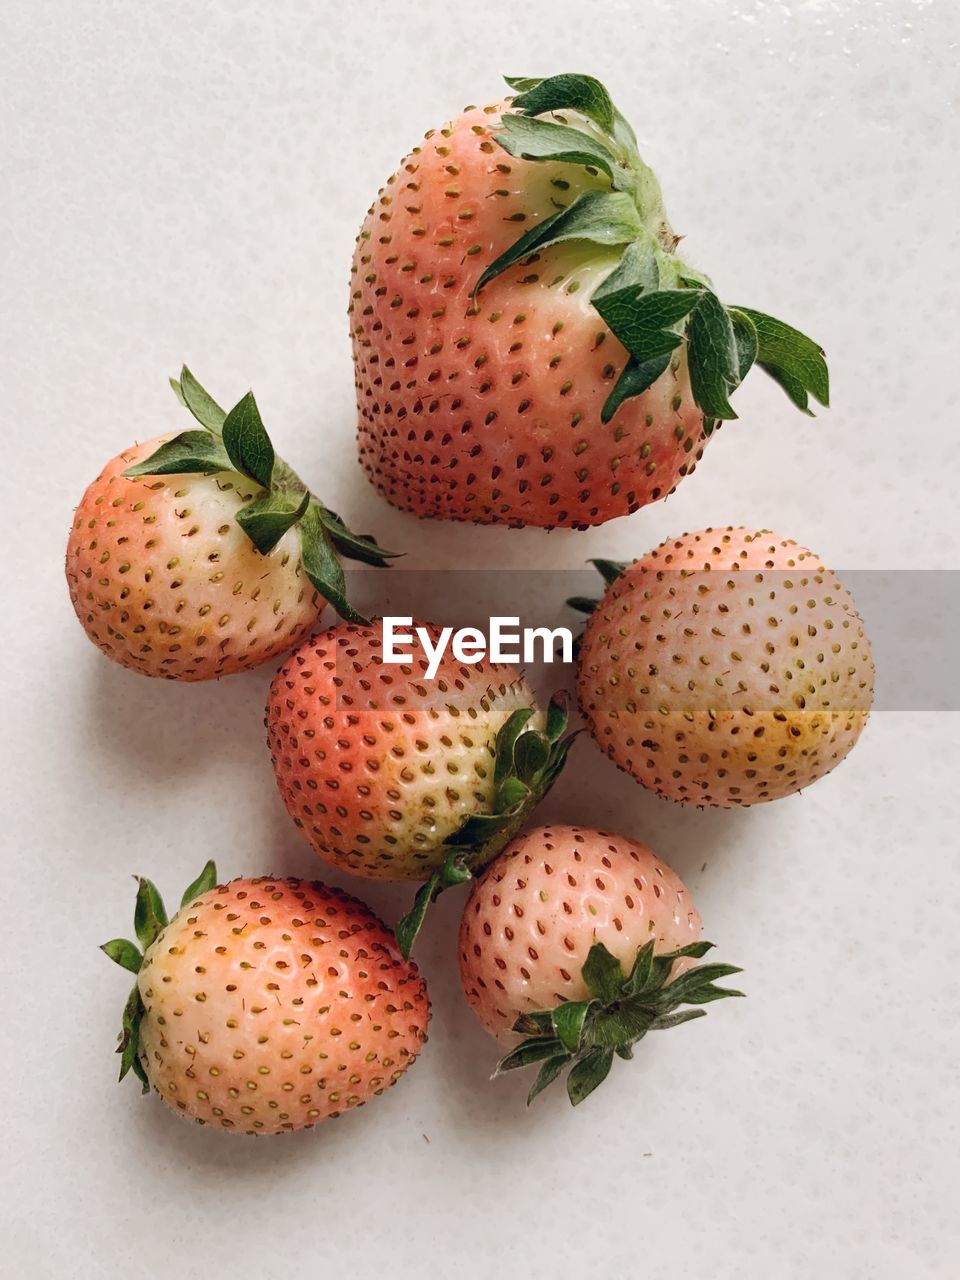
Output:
[
  {"xmin": 102, "ymin": 862, "xmax": 429, "ymax": 1134},
  {"xmin": 351, "ymin": 72, "xmax": 828, "ymax": 529},
  {"xmin": 266, "ymin": 619, "xmax": 576, "ymax": 954},
  {"xmin": 67, "ymin": 368, "xmax": 395, "ymax": 680},
  {"xmin": 458, "ymin": 825, "xmax": 742, "ymax": 1105}
]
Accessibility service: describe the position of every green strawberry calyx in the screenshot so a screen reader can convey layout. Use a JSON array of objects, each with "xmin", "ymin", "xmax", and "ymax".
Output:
[
  {"xmin": 124, "ymin": 368, "xmax": 400, "ymax": 625},
  {"xmin": 395, "ymin": 692, "xmax": 578, "ymax": 958},
  {"xmin": 473, "ymin": 73, "xmax": 828, "ymax": 429},
  {"xmin": 566, "ymin": 557, "xmax": 629, "ymax": 618},
  {"xmin": 100, "ymin": 860, "xmax": 219, "ymax": 1094},
  {"xmin": 496, "ymin": 939, "xmax": 744, "ymax": 1107}
]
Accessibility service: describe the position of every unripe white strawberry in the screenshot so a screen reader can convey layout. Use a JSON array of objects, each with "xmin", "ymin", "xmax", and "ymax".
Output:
[
  {"xmin": 68, "ymin": 367, "xmax": 396, "ymax": 680},
  {"xmin": 575, "ymin": 528, "xmax": 875, "ymax": 805},
  {"xmin": 102, "ymin": 864, "xmax": 429, "ymax": 1135},
  {"xmin": 352, "ymin": 73, "xmax": 828, "ymax": 529},
  {"xmin": 459, "ymin": 825, "xmax": 741, "ymax": 1105}
]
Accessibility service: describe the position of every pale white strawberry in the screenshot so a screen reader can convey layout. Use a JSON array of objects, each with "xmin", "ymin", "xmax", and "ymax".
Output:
[
  {"xmin": 458, "ymin": 824, "xmax": 741, "ymax": 1105},
  {"xmin": 575, "ymin": 528, "xmax": 875, "ymax": 805},
  {"xmin": 102, "ymin": 864, "xmax": 429, "ymax": 1134}
]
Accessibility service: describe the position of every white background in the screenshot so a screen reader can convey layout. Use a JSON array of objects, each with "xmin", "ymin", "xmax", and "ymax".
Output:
[{"xmin": 2, "ymin": 2, "xmax": 958, "ymax": 1277}]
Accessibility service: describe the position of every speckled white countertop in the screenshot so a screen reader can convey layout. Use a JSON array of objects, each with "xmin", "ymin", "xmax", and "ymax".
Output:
[{"xmin": 2, "ymin": 2, "xmax": 958, "ymax": 1276}]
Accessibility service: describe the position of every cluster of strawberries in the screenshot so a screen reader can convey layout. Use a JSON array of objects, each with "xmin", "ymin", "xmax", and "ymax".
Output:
[{"xmin": 69, "ymin": 74, "xmax": 875, "ymax": 1134}]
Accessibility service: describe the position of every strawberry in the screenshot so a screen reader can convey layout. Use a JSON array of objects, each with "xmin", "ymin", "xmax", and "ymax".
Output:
[
  {"xmin": 573, "ymin": 527, "xmax": 875, "ymax": 806},
  {"xmin": 351, "ymin": 72, "xmax": 827, "ymax": 529},
  {"xmin": 67, "ymin": 367, "xmax": 396, "ymax": 680},
  {"xmin": 458, "ymin": 824, "xmax": 741, "ymax": 1105},
  {"xmin": 101, "ymin": 862, "xmax": 429, "ymax": 1134},
  {"xmin": 266, "ymin": 619, "xmax": 576, "ymax": 952}
]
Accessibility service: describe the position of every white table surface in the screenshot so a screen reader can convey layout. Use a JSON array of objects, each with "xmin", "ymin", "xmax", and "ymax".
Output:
[{"xmin": 3, "ymin": 2, "xmax": 958, "ymax": 1277}]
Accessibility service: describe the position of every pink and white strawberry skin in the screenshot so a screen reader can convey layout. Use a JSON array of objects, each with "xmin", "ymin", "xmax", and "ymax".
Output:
[
  {"xmin": 267, "ymin": 620, "xmax": 542, "ymax": 881},
  {"xmin": 577, "ymin": 527, "xmax": 875, "ymax": 806},
  {"xmin": 136, "ymin": 876, "xmax": 429, "ymax": 1133},
  {"xmin": 459, "ymin": 824, "xmax": 701, "ymax": 1041},
  {"xmin": 351, "ymin": 101, "xmax": 705, "ymax": 529},
  {"xmin": 67, "ymin": 435, "xmax": 321, "ymax": 681}
]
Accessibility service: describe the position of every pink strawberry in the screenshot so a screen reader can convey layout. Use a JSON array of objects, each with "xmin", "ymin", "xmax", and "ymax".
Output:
[
  {"xmin": 102, "ymin": 862, "xmax": 429, "ymax": 1134},
  {"xmin": 458, "ymin": 824, "xmax": 740, "ymax": 1105},
  {"xmin": 574, "ymin": 527, "xmax": 875, "ymax": 806},
  {"xmin": 67, "ymin": 367, "xmax": 395, "ymax": 680},
  {"xmin": 266, "ymin": 618, "xmax": 574, "ymax": 885},
  {"xmin": 351, "ymin": 72, "xmax": 827, "ymax": 529}
]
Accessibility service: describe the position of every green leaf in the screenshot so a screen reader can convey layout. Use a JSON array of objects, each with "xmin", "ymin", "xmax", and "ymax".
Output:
[
  {"xmin": 566, "ymin": 1046, "xmax": 614, "ymax": 1106},
  {"xmin": 504, "ymin": 75, "xmax": 543, "ymax": 93},
  {"xmin": 494, "ymin": 114, "xmax": 628, "ymax": 189},
  {"xmin": 444, "ymin": 810, "xmax": 512, "ymax": 848},
  {"xmin": 682, "ymin": 982, "xmax": 746, "ymax": 1005},
  {"xmin": 316, "ymin": 508, "xmax": 400, "ymax": 567},
  {"xmin": 494, "ymin": 708, "xmax": 536, "ymax": 787},
  {"xmin": 495, "ymin": 775, "xmax": 531, "ymax": 810},
  {"xmin": 123, "ymin": 430, "xmax": 234, "ymax": 478},
  {"xmin": 513, "ymin": 1010, "xmax": 555, "ymax": 1036},
  {"xmin": 589, "ymin": 998, "xmax": 656, "ymax": 1048},
  {"xmin": 687, "ymin": 290, "xmax": 740, "ymax": 420},
  {"xmin": 526, "ymin": 1054, "xmax": 570, "ymax": 1105},
  {"xmin": 133, "ymin": 877, "xmax": 168, "ymax": 952},
  {"xmin": 732, "ymin": 307, "xmax": 828, "ymax": 410},
  {"xmin": 395, "ymin": 873, "xmax": 439, "ymax": 960},
  {"xmin": 552, "ymin": 1000, "xmax": 592, "ymax": 1053},
  {"xmin": 100, "ymin": 938, "xmax": 143, "ymax": 974},
  {"xmin": 728, "ymin": 306, "xmax": 759, "ymax": 384},
  {"xmin": 236, "ymin": 489, "xmax": 310, "ymax": 555},
  {"xmin": 511, "ymin": 73, "xmax": 615, "ymax": 133},
  {"xmin": 660, "ymin": 962, "xmax": 744, "ymax": 1006},
  {"xmin": 180, "ymin": 860, "xmax": 218, "ymax": 909},
  {"xmin": 593, "ymin": 288, "xmax": 699, "ymax": 364},
  {"xmin": 495, "ymin": 1037, "xmax": 566, "ymax": 1074},
  {"xmin": 299, "ymin": 502, "xmax": 367, "ymax": 624},
  {"xmin": 659, "ymin": 940, "xmax": 715, "ymax": 963},
  {"xmin": 567, "ymin": 596, "xmax": 598, "ymax": 615},
  {"xmin": 581, "ymin": 941, "xmax": 626, "ymax": 1004},
  {"xmin": 544, "ymin": 692, "xmax": 569, "ymax": 743},
  {"xmin": 222, "ymin": 391, "xmax": 275, "ymax": 489},
  {"xmin": 118, "ymin": 984, "xmax": 146, "ymax": 1090},
  {"xmin": 592, "ymin": 240, "xmax": 660, "ymax": 303},
  {"xmin": 130, "ymin": 1051, "xmax": 150, "ymax": 1092},
  {"xmin": 177, "ymin": 366, "xmax": 227, "ymax": 434},
  {"xmin": 540, "ymin": 733, "xmax": 578, "ymax": 791},
  {"xmin": 513, "ymin": 730, "xmax": 551, "ymax": 784},
  {"xmin": 650, "ymin": 1008, "xmax": 708, "ymax": 1031},
  {"xmin": 592, "ymin": 558, "xmax": 628, "ymax": 587},
  {"xmin": 623, "ymin": 939, "xmax": 656, "ymax": 995},
  {"xmin": 601, "ymin": 351, "xmax": 671, "ymax": 423},
  {"xmin": 475, "ymin": 190, "xmax": 642, "ymax": 295}
]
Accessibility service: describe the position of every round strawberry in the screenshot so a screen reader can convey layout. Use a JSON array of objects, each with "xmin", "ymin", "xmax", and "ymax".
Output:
[
  {"xmin": 67, "ymin": 367, "xmax": 396, "ymax": 680},
  {"xmin": 266, "ymin": 620, "xmax": 575, "ymax": 918},
  {"xmin": 102, "ymin": 863, "xmax": 429, "ymax": 1134},
  {"xmin": 351, "ymin": 72, "xmax": 827, "ymax": 529},
  {"xmin": 458, "ymin": 824, "xmax": 741, "ymax": 1105},
  {"xmin": 574, "ymin": 527, "xmax": 875, "ymax": 806}
]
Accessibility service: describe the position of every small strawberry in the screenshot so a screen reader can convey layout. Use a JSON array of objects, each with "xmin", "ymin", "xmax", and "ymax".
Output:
[
  {"xmin": 573, "ymin": 528, "xmax": 875, "ymax": 806},
  {"xmin": 101, "ymin": 862, "xmax": 429, "ymax": 1134},
  {"xmin": 266, "ymin": 619, "xmax": 576, "ymax": 953},
  {"xmin": 67, "ymin": 367, "xmax": 396, "ymax": 681},
  {"xmin": 458, "ymin": 824, "xmax": 741, "ymax": 1105},
  {"xmin": 351, "ymin": 72, "xmax": 827, "ymax": 529}
]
